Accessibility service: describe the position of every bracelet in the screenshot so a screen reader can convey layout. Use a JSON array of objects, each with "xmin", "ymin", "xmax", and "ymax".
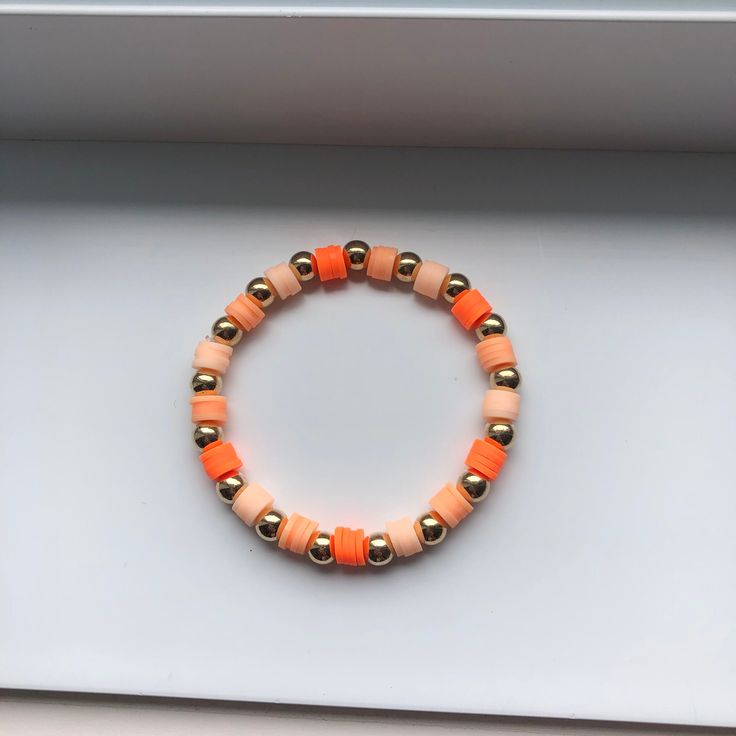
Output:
[{"xmin": 190, "ymin": 242, "xmax": 521, "ymax": 568}]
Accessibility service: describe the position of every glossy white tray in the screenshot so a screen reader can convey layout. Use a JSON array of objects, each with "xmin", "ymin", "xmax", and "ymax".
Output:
[{"xmin": 1, "ymin": 141, "xmax": 735, "ymax": 727}]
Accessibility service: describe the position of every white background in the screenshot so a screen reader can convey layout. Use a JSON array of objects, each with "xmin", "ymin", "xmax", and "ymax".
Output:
[{"xmin": 1, "ymin": 142, "xmax": 735, "ymax": 727}]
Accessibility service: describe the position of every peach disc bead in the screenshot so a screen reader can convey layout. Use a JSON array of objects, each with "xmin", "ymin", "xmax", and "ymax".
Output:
[
  {"xmin": 430, "ymin": 482, "xmax": 473, "ymax": 528},
  {"xmin": 232, "ymin": 483, "xmax": 274, "ymax": 527},
  {"xmin": 413, "ymin": 261, "xmax": 449, "ymax": 298},
  {"xmin": 476, "ymin": 335, "xmax": 517, "ymax": 373},
  {"xmin": 278, "ymin": 512, "xmax": 319, "ymax": 554},
  {"xmin": 192, "ymin": 340, "xmax": 233, "ymax": 374},
  {"xmin": 225, "ymin": 293, "xmax": 264, "ymax": 331},
  {"xmin": 264, "ymin": 262, "xmax": 302, "ymax": 299},
  {"xmin": 366, "ymin": 246, "xmax": 398, "ymax": 281},
  {"xmin": 386, "ymin": 516, "xmax": 423, "ymax": 557},
  {"xmin": 190, "ymin": 394, "xmax": 227, "ymax": 425},
  {"xmin": 482, "ymin": 389, "xmax": 521, "ymax": 423}
]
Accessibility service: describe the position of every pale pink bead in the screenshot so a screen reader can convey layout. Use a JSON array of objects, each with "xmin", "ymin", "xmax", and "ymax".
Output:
[
  {"xmin": 231, "ymin": 482, "xmax": 274, "ymax": 527},
  {"xmin": 429, "ymin": 482, "xmax": 473, "ymax": 528},
  {"xmin": 264, "ymin": 262, "xmax": 302, "ymax": 299},
  {"xmin": 192, "ymin": 340, "xmax": 233, "ymax": 374},
  {"xmin": 366, "ymin": 246, "xmax": 398, "ymax": 281},
  {"xmin": 483, "ymin": 389, "xmax": 521, "ymax": 423},
  {"xmin": 413, "ymin": 260, "xmax": 449, "ymax": 299},
  {"xmin": 386, "ymin": 516, "xmax": 423, "ymax": 557}
]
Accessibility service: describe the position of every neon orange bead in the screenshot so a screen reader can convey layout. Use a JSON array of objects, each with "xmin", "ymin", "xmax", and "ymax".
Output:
[
  {"xmin": 314, "ymin": 245, "xmax": 348, "ymax": 281},
  {"xmin": 199, "ymin": 440, "xmax": 243, "ymax": 481},
  {"xmin": 476, "ymin": 335, "xmax": 517, "ymax": 373},
  {"xmin": 451, "ymin": 289, "xmax": 492, "ymax": 330},
  {"xmin": 465, "ymin": 438, "xmax": 507, "ymax": 480},
  {"xmin": 333, "ymin": 526, "xmax": 365, "ymax": 566}
]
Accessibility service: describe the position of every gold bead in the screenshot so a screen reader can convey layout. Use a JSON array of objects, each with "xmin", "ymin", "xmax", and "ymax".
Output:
[
  {"xmin": 476, "ymin": 313, "xmax": 506, "ymax": 340},
  {"xmin": 193, "ymin": 424, "xmax": 222, "ymax": 451},
  {"xmin": 441, "ymin": 273, "xmax": 471, "ymax": 303},
  {"xmin": 366, "ymin": 533, "xmax": 394, "ymax": 566},
  {"xmin": 395, "ymin": 252, "xmax": 422, "ymax": 282},
  {"xmin": 486, "ymin": 422, "xmax": 514, "ymax": 448},
  {"xmin": 343, "ymin": 240, "xmax": 371, "ymax": 270},
  {"xmin": 246, "ymin": 277, "xmax": 275, "ymax": 308},
  {"xmin": 215, "ymin": 474, "xmax": 247, "ymax": 504},
  {"xmin": 492, "ymin": 367, "xmax": 521, "ymax": 390},
  {"xmin": 211, "ymin": 316, "xmax": 243, "ymax": 346},
  {"xmin": 458, "ymin": 471, "xmax": 490, "ymax": 502},
  {"xmin": 191, "ymin": 371, "xmax": 222, "ymax": 394},
  {"xmin": 307, "ymin": 531, "xmax": 334, "ymax": 565},
  {"xmin": 416, "ymin": 513, "xmax": 447, "ymax": 546},
  {"xmin": 289, "ymin": 251, "xmax": 316, "ymax": 282},
  {"xmin": 255, "ymin": 509, "xmax": 286, "ymax": 542}
]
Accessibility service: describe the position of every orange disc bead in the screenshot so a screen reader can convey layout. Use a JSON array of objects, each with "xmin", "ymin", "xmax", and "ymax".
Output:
[{"xmin": 451, "ymin": 289, "xmax": 492, "ymax": 330}]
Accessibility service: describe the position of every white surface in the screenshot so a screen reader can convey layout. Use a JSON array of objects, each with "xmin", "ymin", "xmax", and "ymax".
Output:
[
  {"xmin": 1, "ymin": 142, "xmax": 736, "ymax": 727},
  {"xmin": 1, "ymin": 16, "xmax": 735, "ymax": 151},
  {"xmin": 0, "ymin": 692, "xmax": 727, "ymax": 736}
]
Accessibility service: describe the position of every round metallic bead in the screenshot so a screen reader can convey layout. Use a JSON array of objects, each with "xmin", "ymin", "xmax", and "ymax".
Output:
[
  {"xmin": 289, "ymin": 251, "xmax": 316, "ymax": 282},
  {"xmin": 485, "ymin": 422, "xmax": 515, "ymax": 448},
  {"xmin": 442, "ymin": 273, "xmax": 471, "ymax": 303},
  {"xmin": 343, "ymin": 240, "xmax": 371, "ymax": 270},
  {"xmin": 307, "ymin": 531, "xmax": 334, "ymax": 565},
  {"xmin": 255, "ymin": 509, "xmax": 286, "ymax": 542},
  {"xmin": 215, "ymin": 474, "xmax": 247, "ymax": 504},
  {"xmin": 193, "ymin": 424, "xmax": 223, "ymax": 451},
  {"xmin": 492, "ymin": 366, "xmax": 522, "ymax": 391},
  {"xmin": 366, "ymin": 533, "xmax": 394, "ymax": 566},
  {"xmin": 191, "ymin": 371, "xmax": 222, "ymax": 394},
  {"xmin": 211, "ymin": 315, "xmax": 243, "ymax": 346},
  {"xmin": 395, "ymin": 252, "xmax": 422, "ymax": 282},
  {"xmin": 246, "ymin": 277, "xmax": 275, "ymax": 308},
  {"xmin": 416, "ymin": 513, "xmax": 447, "ymax": 546},
  {"xmin": 476, "ymin": 313, "xmax": 506, "ymax": 340},
  {"xmin": 458, "ymin": 471, "xmax": 490, "ymax": 503}
]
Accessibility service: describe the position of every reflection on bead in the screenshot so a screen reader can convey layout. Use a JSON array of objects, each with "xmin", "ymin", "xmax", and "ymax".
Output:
[
  {"xmin": 492, "ymin": 367, "xmax": 521, "ymax": 390},
  {"xmin": 486, "ymin": 422, "xmax": 514, "ymax": 448},
  {"xmin": 308, "ymin": 531, "xmax": 334, "ymax": 564},
  {"xmin": 366, "ymin": 533, "xmax": 394, "ymax": 566},
  {"xmin": 246, "ymin": 277, "xmax": 275, "ymax": 308},
  {"xmin": 395, "ymin": 252, "xmax": 422, "ymax": 282},
  {"xmin": 215, "ymin": 474, "xmax": 246, "ymax": 504},
  {"xmin": 193, "ymin": 424, "xmax": 223, "ymax": 450},
  {"xmin": 476, "ymin": 313, "xmax": 506, "ymax": 340},
  {"xmin": 343, "ymin": 241, "xmax": 371, "ymax": 270},
  {"xmin": 191, "ymin": 371, "xmax": 222, "ymax": 394},
  {"xmin": 416, "ymin": 513, "xmax": 447, "ymax": 546},
  {"xmin": 442, "ymin": 273, "xmax": 470, "ymax": 303},
  {"xmin": 289, "ymin": 251, "xmax": 316, "ymax": 282},
  {"xmin": 211, "ymin": 316, "xmax": 243, "ymax": 346},
  {"xmin": 458, "ymin": 471, "xmax": 490, "ymax": 502},
  {"xmin": 255, "ymin": 509, "xmax": 286, "ymax": 542}
]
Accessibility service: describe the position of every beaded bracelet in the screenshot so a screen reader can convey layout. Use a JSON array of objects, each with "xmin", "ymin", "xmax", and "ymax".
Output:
[{"xmin": 190, "ymin": 242, "xmax": 521, "ymax": 568}]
